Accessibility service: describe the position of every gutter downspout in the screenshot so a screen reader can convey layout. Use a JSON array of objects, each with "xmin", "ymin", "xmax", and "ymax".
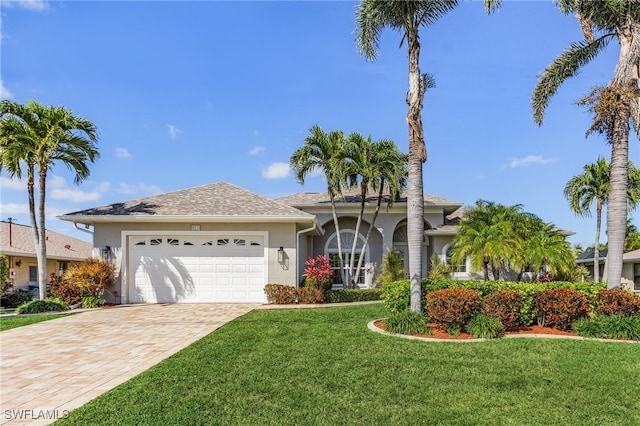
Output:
[
  {"xmin": 73, "ymin": 222, "xmax": 94, "ymax": 235},
  {"xmin": 296, "ymin": 219, "xmax": 322, "ymax": 288}
]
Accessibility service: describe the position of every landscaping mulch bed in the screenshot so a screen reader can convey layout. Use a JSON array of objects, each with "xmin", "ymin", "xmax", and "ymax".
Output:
[{"xmin": 374, "ymin": 319, "xmax": 577, "ymax": 340}]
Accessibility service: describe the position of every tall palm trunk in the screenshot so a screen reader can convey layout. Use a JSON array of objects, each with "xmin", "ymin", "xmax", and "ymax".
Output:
[
  {"xmin": 36, "ymin": 169, "xmax": 48, "ymax": 299},
  {"xmin": 593, "ymin": 199, "xmax": 602, "ymax": 283},
  {"xmin": 606, "ymin": 20, "xmax": 637, "ymax": 288},
  {"xmin": 348, "ymin": 182, "xmax": 367, "ymax": 287},
  {"xmin": 354, "ymin": 182, "xmax": 385, "ymax": 284},
  {"xmin": 328, "ymin": 189, "xmax": 347, "ymax": 286},
  {"xmin": 407, "ymin": 28, "xmax": 426, "ymax": 313}
]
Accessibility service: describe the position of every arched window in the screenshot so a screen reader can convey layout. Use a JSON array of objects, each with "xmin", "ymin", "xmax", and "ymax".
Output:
[{"xmin": 324, "ymin": 230, "xmax": 369, "ymax": 285}]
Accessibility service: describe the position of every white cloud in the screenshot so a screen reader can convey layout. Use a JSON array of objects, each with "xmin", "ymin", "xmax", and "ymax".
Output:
[
  {"xmin": 262, "ymin": 162, "xmax": 290, "ymax": 179},
  {"xmin": 249, "ymin": 146, "xmax": 265, "ymax": 156},
  {"xmin": 3, "ymin": 0, "xmax": 48, "ymax": 11},
  {"xmin": 168, "ymin": 124, "xmax": 181, "ymax": 140},
  {"xmin": 48, "ymin": 176, "xmax": 110, "ymax": 203},
  {"xmin": 115, "ymin": 147, "xmax": 132, "ymax": 159},
  {"xmin": 0, "ymin": 80, "xmax": 14, "ymax": 100},
  {"xmin": 0, "ymin": 202, "xmax": 29, "ymax": 215},
  {"xmin": 0, "ymin": 176, "xmax": 26, "ymax": 190},
  {"xmin": 117, "ymin": 182, "xmax": 162, "ymax": 195},
  {"xmin": 504, "ymin": 155, "xmax": 556, "ymax": 169}
]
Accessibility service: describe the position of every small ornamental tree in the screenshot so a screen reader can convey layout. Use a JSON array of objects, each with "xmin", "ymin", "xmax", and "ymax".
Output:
[{"xmin": 303, "ymin": 255, "xmax": 332, "ymax": 291}]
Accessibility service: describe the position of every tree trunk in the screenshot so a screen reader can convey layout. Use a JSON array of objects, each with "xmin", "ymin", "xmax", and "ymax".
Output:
[
  {"xmin": 407, "ymin": 28, "xmax": 426, "ymax": 313},
  {"xmin": 606, "ymin": 21, "xmax": 636, "ymax": 288},
  {"xmin": 606, "ymin": 109, "xmax": 629, "ymax": 288},
  {"xmin": 593, "ymin": 199, "xmax": 602, "ymax": 283},
  {"xmin": 37, "ymin": 169, "xmax": 48, "ymax": 300},
  {"xmin": 328, "ymin": 189, "xmax": 347, "ymax": 286},
  {"xmin": 354, "ymin": 182, "xmax": 385, "ymax": 284},
  {"xmin": 349, "ymin": 182, "xmax": 367, "ymax": 287}
]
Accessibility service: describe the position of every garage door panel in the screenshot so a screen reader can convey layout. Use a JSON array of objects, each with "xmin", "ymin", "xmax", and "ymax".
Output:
[{"xmin": 129, "ymin": 235, "xmax": 266, "ymax": 303}]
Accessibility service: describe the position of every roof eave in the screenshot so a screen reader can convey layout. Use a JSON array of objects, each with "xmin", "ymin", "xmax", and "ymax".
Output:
[{"xmin": 58, "ymin": 214, "xmax": 316, "ymax": 224}]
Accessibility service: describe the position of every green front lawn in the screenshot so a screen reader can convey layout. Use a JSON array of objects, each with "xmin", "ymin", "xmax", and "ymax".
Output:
[
  {"xmin": 0, "ymin": 313, "xmax": 73, "ymax": 331},
  {"xmin": 57, "ymin": 304, "xmax": 639, "ymax": 425}
]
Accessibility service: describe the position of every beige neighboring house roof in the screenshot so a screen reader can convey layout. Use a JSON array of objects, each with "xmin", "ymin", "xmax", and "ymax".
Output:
[
  {"xmin": 623, "ymin": 249, "xmax": 640, "ymax": 262},
  {"xmin": 59, "ymin": 182, "xmax": 316, "ymax": 224},
  {"xmin": 0, "ymin": 222, "xmax": 92, "ymax": 261},
  {"xmin": 276, "ymin": 187, "xmax": 463, "ymax": 211}
]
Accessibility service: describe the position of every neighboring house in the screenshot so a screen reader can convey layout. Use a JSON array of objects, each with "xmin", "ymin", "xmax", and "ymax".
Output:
[
  {"xmin": 577, "ymin": 249, "xmax": 640, "ymax": 293},
  {"xmin": 0, "ymin": 221, "xmax": 92, "ymax": 292},
  {"xmin": 59, "ymin": 182, "xmax": 465, "ymax": 304}
]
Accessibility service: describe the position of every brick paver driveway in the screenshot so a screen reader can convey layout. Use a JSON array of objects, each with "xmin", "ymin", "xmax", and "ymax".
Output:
[{"xmin": 0, "ymin": 303, "xmax": 257, "ymax": 425}]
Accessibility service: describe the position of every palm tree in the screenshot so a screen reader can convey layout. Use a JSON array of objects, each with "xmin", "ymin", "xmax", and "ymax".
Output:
[
  {"xmin": 343, "ymin": 134, "xmax": 407, "ymax": 284},
  {"xmin": 564, "ymin": 158, "xmax": 640, "ymax": 282},
  {"xmin": 290, "ymin": 125, "xmax": 350, "ymax": 285},
  {"xmin": 626, "ymin": 218, "xmax": 640, "ymax": 250},
  {"xmin": 451, "ymin": 200, "xmax": 521, "ymax": 281},
  {"xmin": 0, "ymin": 100, "xmax": 99, "ymax": 299},
  {"xmin": 355, "ymin": 0, "xmax": 460, "ymax": 312},
  {"xmin": 563, "ymin": 158, "xmax": 611, "ymax": 283},
  {"xmin": 523, "ymin": 224, "xmax": 575, "ymax": 279},
  {"xmin": 531, "ymin": 1, "xmax": 640, "ymax": 288}
]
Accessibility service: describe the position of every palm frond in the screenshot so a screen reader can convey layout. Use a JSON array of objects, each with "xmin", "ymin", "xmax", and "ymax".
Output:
[{"xmin": 532, "ymin": 34, "xmax": 613, "ymax": 125}]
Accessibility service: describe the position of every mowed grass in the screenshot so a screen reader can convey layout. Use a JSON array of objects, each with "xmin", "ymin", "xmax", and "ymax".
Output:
[
  {"xmin": 56, "ymin": 304, "xmax": 639, "ymax": 425},
  {"xmin": 0, "ymin": 313, "xmax": 73, "ymax": 331}
]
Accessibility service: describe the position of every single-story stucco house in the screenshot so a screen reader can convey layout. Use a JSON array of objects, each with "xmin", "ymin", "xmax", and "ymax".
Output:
[
  {"xmin": 577, "ymin": 249, "xmax": 640, "ymax": 293},
  {"xmin": 59, "ymin": 182, "xmax": 468, "ymax": 304},
  {"xmin": 0, "ymin": 221, "xmax": 92, "ymax": 292}
]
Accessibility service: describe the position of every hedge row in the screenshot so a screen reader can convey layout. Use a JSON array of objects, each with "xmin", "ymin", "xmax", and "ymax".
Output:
[
  {"xmin": 380, "ymin": 278, "xmax": 607, "ymax": 326},
  {"xmin": 264, "ymin": 284, "xmax": 381, "ymax": 304}
]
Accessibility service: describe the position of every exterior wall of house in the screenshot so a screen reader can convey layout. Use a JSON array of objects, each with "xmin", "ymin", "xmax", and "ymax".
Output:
[
  {"xmin": 5, "ymin": 256, "xmax": 78, "ymax": 292},
  {"xmin": 92, "ymin": 221, "xmax": 299, "ymax": 302},
  {"xmin": 621, "ymin": 261, "xmax": 640, "ymax": 293}
]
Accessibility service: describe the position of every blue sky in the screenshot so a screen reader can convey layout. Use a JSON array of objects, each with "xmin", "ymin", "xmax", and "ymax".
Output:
[{"xmin": 0, "ymin": 0, "xmax": 638, "ymax": 247}]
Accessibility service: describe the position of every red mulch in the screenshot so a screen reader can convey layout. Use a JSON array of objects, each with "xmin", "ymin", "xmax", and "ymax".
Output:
[{"xmin": 374, "ymin": 319, "xmax": 578, "ymax": 340}]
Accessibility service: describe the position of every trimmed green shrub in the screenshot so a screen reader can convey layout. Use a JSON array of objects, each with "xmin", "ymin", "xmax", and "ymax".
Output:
[
  {"xmin": 1, "ymin": 291, "xmax": 32, "ymax": 308},
  {"xmin": 325, "ymin": 289, "xmax": 381, "ymax": 303},
  {"xmin": 574, "ymin": 314, "xmax": 640, "ymax": 341},
  {"xmin": 264, "ymin": 284, "xmax": 298, "ymax": 304},
  {"xmin": 380, "ymin": 280, "xmax": 411, "ymax": 314},
  {"xmin": 534, "ymin": 288, "xmax": 589, "ymax": 330},
  {"xmin": 466, "ymin": 313, "xmax": 504, "ymax": 339},
  {"xmin": 384, "ymin": 310, "xmax": 432, "ymax": 335},
  {"xmin": 0, "ymin": 255, "xmax": 9, "ymax": 295},
  {"xmin": 81, "ymin": 295, "xmax": 104, "ymax": 309},
  {"xmin": 426, "ymin": 287, "xmax": 481, "ymax": 331},
  {"xmin": 481, "ymin": 289, "xmax": 525, "ymax": 330},
  {"xmin": 16, "ymin": 298, "xmax": 69, "ymax": 314},
  {"xmin": 593, "ymin": 289, "xmax": 640, "ymax": 317},
  {"xmin": 297, "ymin": 286, "xmax": 324, "ymax": 304}
]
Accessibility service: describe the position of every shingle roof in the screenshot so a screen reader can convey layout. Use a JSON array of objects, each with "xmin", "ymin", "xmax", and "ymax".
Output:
[
  {"xmin": 60, "ymin": 182, "xmax": 313, "ymax": 221},
  {"xmin": 275, "ymin": 187, "xmax": 462, "ymax": 208},
  {"xmin": 0, "ymin": 222, "xmax": 92, "ymax": 260}
]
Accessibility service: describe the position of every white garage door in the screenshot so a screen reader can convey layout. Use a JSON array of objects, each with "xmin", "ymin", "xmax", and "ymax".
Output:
[{"xmin": 128, "ymin": 235, "xmax": 266, "ymax": 303}]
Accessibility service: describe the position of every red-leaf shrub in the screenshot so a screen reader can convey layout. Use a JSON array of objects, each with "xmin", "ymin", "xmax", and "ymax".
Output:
[
  {"xmin": 297, "ymin": 286, "xmax": 325, "ymax": 304},
  {"xmin": 63, "ymin": 258, "xmax": 115, "ymax": 297},
  {"xmin": 593, "ymin": 289, "xmax": 640, "ymax": 317},
  {"xmin": 48, "ymin": 273, "xmax": 83, "ymax": 305},
  {"xmin": 303, "ymin": 255, "xmax": 332, "ymax": 291},
  {"xmin": 426, "ymin": 287, "xmax": 481, "ymax": 330},
  {"xmin": 264, "ymin": 284, "xmax": 297, "ymax": 304},
  {"xmin": 533, "ymin": 287, "xmax": 589, "ymax": 330},
  {"xmin": 481, "ymin": 290, "xmax": 525, "ymax": 330}
]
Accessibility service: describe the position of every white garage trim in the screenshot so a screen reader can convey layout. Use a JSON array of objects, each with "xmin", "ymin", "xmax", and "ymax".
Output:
[{"xmin": 121, "ymin": 231, "xmax": 268, "ymax": 304}]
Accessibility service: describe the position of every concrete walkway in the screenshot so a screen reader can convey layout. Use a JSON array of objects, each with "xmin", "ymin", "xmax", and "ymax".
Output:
[{"xmin": 0, "ymin": 303, "xmax": 257, "ymax": 425}]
